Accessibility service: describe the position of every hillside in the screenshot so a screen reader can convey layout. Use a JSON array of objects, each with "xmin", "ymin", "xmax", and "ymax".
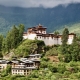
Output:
[
  {"xmin": 0, "ymin": 3, "xmax": 80, "ymax": 35},
  {"xmin": 56, "ymin": 22, "xmax": 80, "ymax": 35}
]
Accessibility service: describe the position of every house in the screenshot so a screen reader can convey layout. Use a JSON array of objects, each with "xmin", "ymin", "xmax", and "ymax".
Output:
[
  {"xmin": 28, "ymin": 54, "xmax": 41, "ymax": 59},
  {"xmin": 0, "ymin": 53, "xmax": 41, "ymax": 75},
  {"xmin": 11, "ymin": 59, "xmax": 36, "ymax": 75},
  {"xmin": 11, "ymin": 54, "xmax": 41, "ymax": 75},
  {"xmin": 0, "ymin": 59, "xmax": 11, "ymax": 72},
  {"xmin": 23, "ymin": 24, "xmax": 75, "ymax": 46}
]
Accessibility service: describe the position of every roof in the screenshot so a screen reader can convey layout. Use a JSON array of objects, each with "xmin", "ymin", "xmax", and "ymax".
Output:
[
  {"xmin": 69, "ymin": 33, "xmax": 76, "ymax": 35},
  {"xmin": 29, "ymin": 54, "xmax": 41, "ymax": 57},
  {"xmin": 27, "ymin": 24, "xmax": 47, "ymax": 31},
  {"xmin": 30, "ymin": 58, "xmax": 40, "ymax": 62},
  {"xmin": 0, "ymin": 59, "xmax": 10, "ymax": 64}
]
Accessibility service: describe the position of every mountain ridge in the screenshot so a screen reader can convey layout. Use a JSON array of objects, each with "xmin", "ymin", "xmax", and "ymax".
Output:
[{"xmin": 0, "ymin": 3, "xmax": 80, "ymax": 35}]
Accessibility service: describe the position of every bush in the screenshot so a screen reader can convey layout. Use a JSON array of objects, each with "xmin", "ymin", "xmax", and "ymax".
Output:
[
  {"xmin": 40, "ymin": 61, "xmax": 48, "ymax": 68},
  {"xmin": 46, "ymin": 47, "xmax": 58, "ymax": 56},
  {"xmin": 41, "ymin": 57, "xmax": 50, "ymax": 61},
  {"xmin": 57, "ymin": 64, "xmax": 66, "ymax": 74},
  {"xmin": 1, "ymin": 64, "xmax": 11, "ymax": 77}
]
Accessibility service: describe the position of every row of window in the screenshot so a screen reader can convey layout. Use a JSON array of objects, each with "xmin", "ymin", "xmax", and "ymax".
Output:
[
  {"xmin": 12, "ymin": 72, "xmax": 30, "ymax": 75},
  {"xmin": 12, "ymin": 70, "xmax": 31, "ymax": 75},
  {"xmin": 12, "ymin": 69, "xmax": 30, "ymax": 72},
  {"xmin": 37, "ymin": 36, "xmax": 60, "ymax": 40}
]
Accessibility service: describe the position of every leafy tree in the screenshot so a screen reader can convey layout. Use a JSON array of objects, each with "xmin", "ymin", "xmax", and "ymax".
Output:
[
  {"xmin": 54, "ymin": 31, "xmax": 59, "ymax": 36},
  {"xmin": 62, "ymin": 28, "xmax": 69, "ymax": 46}
]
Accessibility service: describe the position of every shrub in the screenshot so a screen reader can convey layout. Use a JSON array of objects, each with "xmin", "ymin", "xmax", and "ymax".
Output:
[{"xmin": 57, "ymin": 64, "xmax": 66, "ymax": 74}]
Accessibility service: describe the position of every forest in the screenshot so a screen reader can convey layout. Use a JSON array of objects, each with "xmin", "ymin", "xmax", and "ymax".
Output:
[{"xmin": 0, "ymin": 25, "xmax": 80, "ymax": 80}]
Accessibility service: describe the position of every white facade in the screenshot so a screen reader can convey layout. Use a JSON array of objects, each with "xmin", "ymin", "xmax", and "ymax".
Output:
[
  {"xmin": 27, "ymin": 33, "xmax": 37, "ymax": 40},
  {"xmin": 67, "ymin": 35, "xmax": 74, "ymax": 44},
  {"xmin": 23, "ymin": 25, "xmax": 75, "ymax": 46}
]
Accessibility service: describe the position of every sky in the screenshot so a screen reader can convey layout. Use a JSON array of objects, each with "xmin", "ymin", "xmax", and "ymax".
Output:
[{"xmin": 0, "ymin": 0, "xmax": 80, "ymax": 8}]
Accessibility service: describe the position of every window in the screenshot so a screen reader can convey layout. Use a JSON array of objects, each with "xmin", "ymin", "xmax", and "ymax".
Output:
[{"xmin": 44, "ymin": 37, "xmax": 46, "ymax": 39}]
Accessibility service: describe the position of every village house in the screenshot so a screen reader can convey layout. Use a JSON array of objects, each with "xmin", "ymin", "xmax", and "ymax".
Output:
[
  {"xmin": 0, "ymin": 59, "xmax": 11, "ymax": 72},
  {"xmin": 23, "ymin": 24, "xmax": 75, "ymax": 46},
  {"xmin": 0, "ymin": 54, "xmax": 41, "ymax": 75},
  {"xmin": 11, "ymin": 59, "xmax": 36, "ymax": 75},
  {"xmin": 11, "ymin": 54, "xmax": 41, "ymax": 75}
]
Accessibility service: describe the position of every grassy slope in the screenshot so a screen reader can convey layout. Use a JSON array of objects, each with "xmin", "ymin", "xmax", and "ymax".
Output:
[{"xmin": 56, "ymin": 22, "xmax": 80, "ymax": 35}]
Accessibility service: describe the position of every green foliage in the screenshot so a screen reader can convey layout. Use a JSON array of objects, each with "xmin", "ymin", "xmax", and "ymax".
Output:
[
  {"xmin": 2, "ymin": 38, "xmax": 7, "ymax": 54},
  {"xmin": 54, "ymin": 31, "xmax": 59, "ymax": 36},
  {"xmin": 18, "ymin": 24, "xmax": 24, "ymax": 43},
  {"xmin": 41, "ymin": 57, "xmax": 50, "ymax": 62},
  {"xmin": 40, "ymin": 61, "xmax": 48, "ymax": 68},
  {"xmin": 59, "ymin": 32, "xmax": 80, "ymax": 62},
  {"xmin": 62, "ymin": 28, "xmax": 69, "ymax": 46},
  {"xmin": 1, "ymin": 64, "xmax": 11, "ymax": 77},
  {"xmin": 0, "ymin": 35, "xmax": 3, "ymax": 57},
  {"xmin": 58, "ymin": 23, "xmax": 80, "ymax": 35},
  {"xmin": 48, "ymin": 64, "xmax": 58, "ymax": 73},
  {"xmin": 15, "ymin": 40, "xmax": 45, "ymax": 57},
  {"xmin": 2, "ymin": 24, "xmax": 25, "ymax": 53},
  {"xmin": 11, "ymin": 25, "xmax": 19, "ymax": 48},
  {"xmin": 0, "ymin": 35, "xmax": 3, "ymax": 51},
  {"xmin": 57, "ymin": 64, "xmax": 66, "ymax": 74},
  {"xmin": 46, "ymin": 47, "xmax": 58, "ymax": 56}
]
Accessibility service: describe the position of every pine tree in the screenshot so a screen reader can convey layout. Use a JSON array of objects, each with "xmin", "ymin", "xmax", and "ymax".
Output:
[
  {"xmin": 11, "ymin": 25, "xmax": 19, "ymax": 48},
  {"xmin": 0, "ymin": 35, "xmax": 3, "ymax": 51},
  {"xmin": 2, "ymin": 38, "xmax": 6, "ymax": 53},
  {"xmin": 6, "ymin": 31, "xmax": 12, "ymax": 53}
]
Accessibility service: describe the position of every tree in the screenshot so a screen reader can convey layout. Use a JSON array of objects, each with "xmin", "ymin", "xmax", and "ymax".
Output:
[
  {"xmin": 18, "ymin": 24, "xmax": 24, "ymax": 43},
  {"xmin": 0, "ymin": 35, "xmax": 3, "ymax": 51},
  {"xmin": 15, "ymin": 40, "xmax": 45, "ymax": 57},
  {"xmin": 62, "ymin": 28, "xmax": 69, "ymax": 46},
  {"xmin": 1, "ymin": 64, "xmax": 11, "ymax": 77},
  {"xmin": 5, "ymin": 25, "xmax": 19, "ymax": 52},
  {"xmin": 72, "ymin": 34, "xmax": 77, "ymax": 45},
  {"xmin": 11, "ymin": 25, "xmax": 19, "ymax": 48},
  {"xmin": 2, "ymin": 38, "xmax": 6, "ymax": 53},
  {"xmin": 54, "ymin": 31, "xmax": 59, "ymax": 36}
]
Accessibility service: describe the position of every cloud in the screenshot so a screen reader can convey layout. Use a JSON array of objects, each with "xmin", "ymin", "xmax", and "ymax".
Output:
[{"xmin": 0, "ymin": 0, "xmax": 80, "ymax": 8}]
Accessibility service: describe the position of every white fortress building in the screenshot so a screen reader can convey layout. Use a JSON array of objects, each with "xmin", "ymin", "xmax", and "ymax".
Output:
[{"xmin": 23, "ymin": 24, "xmax": 75, "ymax": 46}]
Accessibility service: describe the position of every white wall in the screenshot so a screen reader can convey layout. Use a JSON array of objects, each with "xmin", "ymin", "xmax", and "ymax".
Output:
[
  {"xmin": 68, "ymin": 39, "xmax": 73, "ymax": 44},
  {"xmin": 27, "ymin": 34, "xmax": 36, "ymax": 40},
  {"xmin": 23, "ymin": 36, "xmax": 28, "ymax": 39},
  {"xmin": 23, "ymin": 33, "xmax": 74, "ymax": 46},
  {"xmin": 23, "ymin": 33, "xmax": 36, "ymax": 40},
  {"xmin": 68, "ymin": 35, "xmax": 74, "ymax": 44},
  {"xmin": 58, "ymin": 37, "xmax": 62, "ymax": 45}
]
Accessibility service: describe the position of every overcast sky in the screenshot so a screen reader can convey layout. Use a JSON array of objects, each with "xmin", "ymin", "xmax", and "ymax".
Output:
[{"xmin": 0, "ymin": 0, "xmax": 80, "ymax": 8}]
